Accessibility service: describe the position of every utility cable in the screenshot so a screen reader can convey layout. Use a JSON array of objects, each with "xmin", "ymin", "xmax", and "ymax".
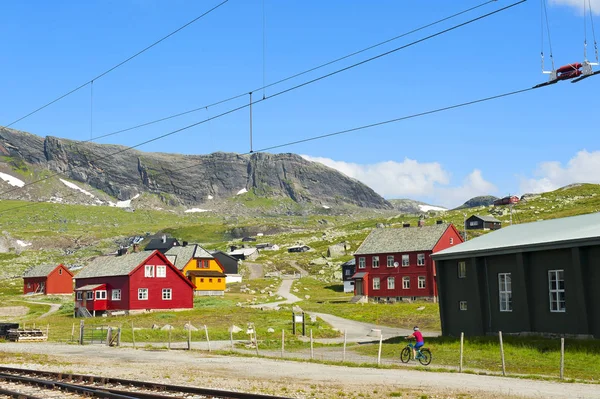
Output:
[
  {"xmin": 541, "ymin": 0, "xmax": 555, "ymax": 70},
  {"xmin": 588, "ymin": 0, "xmax": 599, "ymax": 61},
  {"xmin": 38, "ymin": 0, "xmax": 503, "ymax": 146},
  {"xmin": 3, "ymin": 0, "xmax": 229, "ymax": 129}
]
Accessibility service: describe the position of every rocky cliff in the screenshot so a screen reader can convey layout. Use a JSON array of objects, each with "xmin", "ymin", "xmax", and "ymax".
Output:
[{"xmin": 0, "ymin": 127, "xmax": 392, "ymax": 209}]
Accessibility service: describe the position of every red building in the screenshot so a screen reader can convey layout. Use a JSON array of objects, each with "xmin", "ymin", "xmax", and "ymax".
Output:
[
  {"xmin": 23, "ymin": 264, "xmax": 73, "ymax": 295},
  {"xmin": 74, "ymin": 250, "xmax": 194, "ymax": 317},
  {"xmin": 352, "ymin": 222, "xmax": 463, "ymax": 302}
]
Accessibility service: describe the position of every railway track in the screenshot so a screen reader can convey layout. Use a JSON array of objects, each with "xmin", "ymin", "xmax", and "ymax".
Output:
[{"xmin": 0, "ymin": 366, "xmax": 294, "ymax": 399}]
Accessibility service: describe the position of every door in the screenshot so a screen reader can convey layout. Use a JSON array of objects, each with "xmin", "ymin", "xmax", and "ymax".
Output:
[{"xmin": 355, "ymin": 279, "xmax": 363, "ymax": 295}]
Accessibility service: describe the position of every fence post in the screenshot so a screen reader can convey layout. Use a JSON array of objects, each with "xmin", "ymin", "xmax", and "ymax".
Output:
[
  {"xmin": 131, "ymin": 321, "xmax": 136, "ymax": 349},
  {"xmin": 310, "ymin": 329, "xmax": 314, "ymax": 360},
  {"xmin": 168, "ymin": 328, "xmax": 171, "ymax": 350},
  {"xmin": 117, "ymin": 327, "xmax": 122, "ymax": 346},
  {"xmin": 281, "ymin": 329, "xmax": 285, "ymax": 358},
  {"xmin": 499, "ymin": 331, "xmax": 506, "ymax": 376},
  {"xmin": 377, "ymin": 334, "xmax": 383, "ymax": 365},
  {"xmin": 79, "ymin": 320, "xmax": 84, "ymax": 345},
  {"xmin": 459, "ymin": 332, "xmax": 464, "ymax": 373},
  {"xmin": 254, "ymin": 331, "xmax": 259, "ymax": 356},
  {"xmin": 46, "ymin": 324, "xmax": 49, "ymax": 340},
  {"xmin": 230, "ymin": 328, "xmax": 234, "ymax": 351},
  {"xmin": 560, "ymin": 337, "xmax": 565, "ymax": 380},
  {"xmin": 71, "ymin": 323, "xmax": 75, "ymax": 342},
  {"xmin": 106, "ymin": 327, "xmax": 112, "ymax": 346},
  {"xmin": 343, "ymin": 330, "xmax": 347, "ymax": 362},
  {"xmin": 187, "ymin": 321, "xmax": 191, "ymax": 351},
  {"xmin": 204, "ymin": 325, "xmax": 211, "ymax": 352}
]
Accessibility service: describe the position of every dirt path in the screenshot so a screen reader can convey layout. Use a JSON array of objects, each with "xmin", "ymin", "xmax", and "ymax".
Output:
[
  {"xmin": 0, "ymin": 343, "xmax": 597, "ymax": 399},
  {"xmin": 244, "ymin": 262, "xmax": 263, "ymax": 280},
  {"xmin": 249, "ymin": 278, "xmax": 301, "ymax": 309},
  {"xmin": 26, "ymin": 301, "xmax": 61, "ymax": 318},
  {"xmin": 289, "ymin": 260, "xmax": 309, "ymax": 277}
]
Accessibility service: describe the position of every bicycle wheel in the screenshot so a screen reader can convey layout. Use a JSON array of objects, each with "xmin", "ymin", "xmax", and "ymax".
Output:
[
  {"xmin": 400, "ymin": 347, "xmax": 411, "ymax": 363},
  {"xmin": 418, "ymin": 348, "xmax": 432, "ymax": 366}
]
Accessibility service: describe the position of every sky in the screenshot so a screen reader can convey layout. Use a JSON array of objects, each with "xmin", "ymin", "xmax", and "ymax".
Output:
[{"xmin": 1, "ymin": 0, "xmax": 599, "ymax": 208}]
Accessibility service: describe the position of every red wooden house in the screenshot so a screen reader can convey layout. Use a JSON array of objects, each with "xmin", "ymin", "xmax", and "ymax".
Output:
[
  {"xmin": 74, "ymin": 250, "xmax": 194, "ymax": 317},
  {"xmin": 352, "ymin": 222, "xmax": 463, "ymax": 302},
  {"xmin": 23, "ymin": 264, "xmax": 73, "ymax": 295}
]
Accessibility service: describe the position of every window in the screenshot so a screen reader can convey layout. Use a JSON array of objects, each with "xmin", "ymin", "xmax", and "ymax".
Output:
[
  {"xmin": 498, "ymin": 273, "xmax": 512, "ymax": 312},
  {"xmin": 450, "ymin": 237, "xmax": 454, "ymax": 245},
  {"xmin": 138, "ymin": 288, "xmax": 148, "ymax": 300},
  {"xmin": 459, "ymin": 301, "xmax": 467, "ymax": 311},
  {"xmin": 358, "ymin": 257, "xmax": 366, "ymax": 269},
  {"xmin": 111, "ymin": 289, "xmax": 121, "ymax": 301},
  {"xmin": 402, "ymin": 276, "xmax": 410, "ymax": 289},
  {"xmin": 86, "ymin": 291, "xmax": 93, "ymax": 300},
  {"xmin": 548, "ymin": 270, "xmax": 566, "ymax": 312},
  {"xmin": 162, "ymin": 288, "xmax": 172, "ymax": 300},
  {"xmin": 218, "ymin": 278, "xmax": 222, "ymax": 283},
  {"xmin": 387, "ymin": 256, "xmax": 395, "ymax": 267},
  {"xmin": 76, "ymin": 291, "xmax": 82, "ymax": 300},
  {"xmin": 418, "ymin": 276, "xmax": 426, "ymax": 289},
  {"xmin": 402, "ymin": 254, "xmax": 409, "ymax": 267},
  {"xmin": 372, "ymin": 256, "xmax": 379, "ymax": 268},
  {"xmin": 469, "ymin": 221, "xmax": 478, "ymax": 227},
  {"xmin": 458, "ymin": 261, "xmax": 466, "ymax": 278},
  {"xmin": 387, "ymin": 277, "xmax": 395, "ymax": 290},
  {"xmin": 27, "ymin": 283, "xmax": 31, "ymax": 289},
  {"xmin": 95, "ymin": 290, "xmax": 107, "ymax": 300},
  {"xmin": 59, "ymin": 269, "xmax": 62, "ymax": 275},
  {"xmin": 373, "ymin": 277, "xmax": 380, "ymax": 290},
  {"xmin": 209, "ymin": 278, "xmax": 213, "ymax": 283},
  {"xmin": 145, "ymin": 265, "xmax": 154, "ymax": 278},
  {"xmin": 156, "ymin": 265, "xmax": 166, "ymax": 278},
  {"xmin": 417, "ymin": 253, "xmax": 425, "ymax": 266},
  {"xmin": 200, "ymin": 278, "xmax": 204, "ymax": 283},
  {"xmin": 344, "ymin": 269, "xmax": 351, "ymax": 276}
]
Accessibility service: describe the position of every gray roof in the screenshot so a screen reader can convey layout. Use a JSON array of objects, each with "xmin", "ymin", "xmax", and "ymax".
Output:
[
  {"xmin": 351, "ymin": 272, "xmax": 367, "ymax": 279},
  {"xmin": 75, "ymin": 251, "xmax": 156, "ymax": 279},
  {"xmin": 75, "ymin": 284, "xmax": 105, "ymax": 291},
  {"xmin": 23, "ymin": 264, "xmax": 61, "ymax": 278},
  {"xmin": 193, "ymin": 245, "xmax": 213, "ymax": 259},
  {"xmin": 164, "ymin": 244, "xmax": 214, "ymax": 271},
  {"xmin": 473, "ymin": 215, "xmax": 501, "ymax": 223},
  {"xmin": 433, "ymin": 212, "xmax": 600, "ymax": 260},
  {"xmin": 354, "ymin": 224, "xmax": 451, "ymax": 255}
]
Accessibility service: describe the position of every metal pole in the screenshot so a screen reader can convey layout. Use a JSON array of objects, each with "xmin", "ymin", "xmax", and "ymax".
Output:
[
  {"xmin": 292, "ymin": 312, "xmax": 296, "ymax": 335},
  {"xmin": 459, "ymin": 332, "xmax": 464, "ymax": 372},
  {"xmin": 377, "ymin": 334, "xmax": 383, "ymax": 365},
  {"xmin": 343, "ymin": 330, "xmax": 347, "ymax": 362},
  {"xmin": 560, "ymin": 337, "xmax": 565, "ymax": 379},
  {"xmin": 204, "ymin": 325, "xmax": 211, "ymax": 352},
  {"xmin": 79, "ymin": 320, "xmax": 84, "ymax": 345},
  {"xmin": 281, "ymin": 329, "xmax": 285, "ymax": 358},
  {"xmin": 249, "ymin": 92, "xmax": 253, "ymax": 152},
  {"xmin": 302, "ymin": 312, "xmax": 306, "ymax": 337},
  {"xmin": 499, "ymin": 331, "xmax": 506, "ymax": 376},
  {"xmin": 310, "ymin": 329, "xmax": 314, "ymax": 360}
]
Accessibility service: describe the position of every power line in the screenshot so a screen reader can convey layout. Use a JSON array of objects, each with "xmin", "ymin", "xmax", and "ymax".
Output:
[
  {"xmin": 54, "ymin": 0, "xmax": 503, "ymax": 145},
  {"xmin": 4, "ymin": 0, "xmax": 229, "ymax": 129},
  {"xmin": 0, "ymin": 83, "xmax": 543, "ymax": 216},
  {"xmin": 0, "ymin": 0, "xmax": 525, "ymax": 198}
]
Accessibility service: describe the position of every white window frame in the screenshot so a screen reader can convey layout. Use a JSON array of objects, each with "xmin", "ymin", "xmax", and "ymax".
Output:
[
  {"xmin": 498, "ymin": 273, "xmax": 512, "ymax": 312},
  {"xmin": 418, "ymin": 276, "xmax": 426, "ymax": 289},
  {"xmin": 387, "ymin": 277, "xmax": 395, "ymax": 290},
  {"xmin": 344, "ymin": 269, "xmax": 351, "ymax": 276},
  {"xmin": 459, "ymin": 301, "xmax": 467, "ymax": 311},
  {"xmin": 469, "ymin": 221, "xmax": 478, "ymax": 227},
  {"xmin": 458, "ymin": 261, "xmax": 466, "ymax": 278},
  {"xmin": 156, "ymin": 265, "xmax": 167, "ymax": 278},
  {"xmin": 373, "ymin": 277, "xmax": 380, "ymax": 290},
  {"xmin": 417, "ymin": 253, "xmax": 425, "ymax": 266},
  {"xmin": 548, "ymin": 269, "xmax": 566, "ymax": 313},
  {"xmin": 450, "ymin": 237, "xmax": 454, "ymax": 245},
  {"xmin": 358, "ymin": 257, "xmax": 366, "ymax": 269},
  {"xmin": 401, "ymin": 254, "xmax": 410, "ymax": 267},
  {"xmin": 145, "ymin": 265, "xmax": 155, "ymax": 278},
  {"xmin": 402, "ymin": 276, "xmax": 410, "ymax": 289},
  {"xmin": 111, "ymin": 289, "xmax": 121, "ymax": 301},
  {"xmin": 86, "ymin": 291, "xmax": 93, "ymax": 300},
  {"xmin": 372, "ymin": 256, "xmax": 379, "ymax": 268},
  {"xmin": 59, "ymin": 268, "xmax": 62, "ymax": 275},
  {"xmin": 138, "ymin": 288, "xmax": 148, "ymax": 301},
  {"xmin": 387, "ymin": 255, "xmax": 395, "ymax": 267},
  {"xmin": 76, "ymin": 291, "xmax": 82, "ymax": 300},
  {"xmin": 162, "ymin": 288, "xmax": 172, "ymax": 300},
  {"xmin": 95, "ymin": 290, "xmax": 107, "ymax": 300}
]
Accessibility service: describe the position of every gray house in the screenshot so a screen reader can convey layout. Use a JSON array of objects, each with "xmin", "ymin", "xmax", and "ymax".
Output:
[
  {"xmin": 465, "ymin": 215, "xmax": 501, "ymax": 230},
  {"xmin": 432, "ymin": 212, "xmax": 600, "ymax": 338}
]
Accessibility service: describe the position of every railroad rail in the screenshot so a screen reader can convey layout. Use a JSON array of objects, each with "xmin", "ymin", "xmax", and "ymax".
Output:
[{"xmin": 0, "ymin": 366, "xmax": 294, "ymax": 399}]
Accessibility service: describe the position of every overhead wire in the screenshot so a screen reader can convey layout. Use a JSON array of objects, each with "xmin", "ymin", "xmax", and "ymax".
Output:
[
  {"xmin": 588, "ymin": 0, "xmax": 598, "ymax": 61},
  {"xmin": 541, "ymin": 0, "xmax": 555, "ymax": 71},
  {"xmin": 0, "ymin": 0, "xmax": 527, "ymax": 199},
  {"xmin": 3, "ymin": 0, "xmax": 229, "ymax": 129}
]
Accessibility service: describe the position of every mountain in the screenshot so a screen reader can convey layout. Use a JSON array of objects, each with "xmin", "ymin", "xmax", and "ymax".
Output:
[
  {"xmin": 0, "ymin": 127, "xmax": 392, "ymax": 210},
  {"xmin": 388, "ymin": 199, "xmax": 447, "ymax": 214},
  {"xmin": 454, "ymin": 195, "xmax": 499, "ymax": 210}
]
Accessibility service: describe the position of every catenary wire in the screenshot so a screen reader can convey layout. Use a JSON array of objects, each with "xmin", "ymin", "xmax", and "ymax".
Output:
[
  {"xmin": 3, "ymin": 0, "xmax": 229, "ymax": 129},
  {"xmin": 0, "ymin": 0, "xmax": 526, "ymax": 198}
]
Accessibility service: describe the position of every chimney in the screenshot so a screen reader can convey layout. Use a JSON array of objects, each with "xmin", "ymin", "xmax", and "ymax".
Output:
[
  {"xmin": 418, "ymin": 219, "xmax": 425, "ymax": 227},
  {"xmin": 182, "ymin": 241, "xmax": 188, "ymax": 247},
  {"xmin": 436, "ymin": 220, "xmax": 444, "ymax": 225},
  {"xmin": 162, "ymin": 234, "xmax": 167, "ymax": 243},
  {"xmin": 133, "ymin": 243, "xmax": 140, "ymax": 253},
  {"xmin": 403, "ymin": 223, "xmax": 411, "ymax": 228}
]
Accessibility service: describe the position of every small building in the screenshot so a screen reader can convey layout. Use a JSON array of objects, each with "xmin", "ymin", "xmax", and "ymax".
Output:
[
  {"xmin": 166, "ymin": 244, "xmax": 227, "ymax": 296},
  {"xmin": 23, "ymin": 264, "xmax": 73, "ymax": 295},
  {"xmin": 257, "ymin": 243, "xmax": 279, "ymax": 251},
  {"xmin": 288, "ymin": 245, "xmax": 311, "ymax": 253},
  {"xmin": 228, "ymin": 247, "xmax": 259, "ymax": 261},
  {"xmin": 144, "ymin": 234, "xmax": 180, "ymax": 254},
  {"xmin": 341, "ymin": 259, "xmax": 356, "ymax": 293},
  {"xmin": 466, "ymin": 215, "xmax": 502, "ymax": 231},
  {"xmin": 242, "ymin": 237, "xmax": 257, "ymax": 242},
  {"xmin": 74, "ymin": 250, "xmax": 194, "ymax": 316},
  {"xmin": 432, "ymin": 212, "xmax": 600, "ymax": 338},
  {"xmin": 493, "ymin": 196, "xmax": 519, "ymax": 206},
  {"xmin": 210, "ymin": 250, "xmax": 242, "ymax": 284}
]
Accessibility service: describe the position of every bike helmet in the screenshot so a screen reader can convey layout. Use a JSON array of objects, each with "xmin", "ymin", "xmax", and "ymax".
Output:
[{"xmin": 413, "ymin": 326, "xmax": 419, "ymax": 331}]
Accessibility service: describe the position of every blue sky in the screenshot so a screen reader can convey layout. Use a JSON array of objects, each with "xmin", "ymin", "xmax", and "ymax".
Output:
[{"xmin": 1, "ymin": 0, "xmax": 599, "ymax": 207}]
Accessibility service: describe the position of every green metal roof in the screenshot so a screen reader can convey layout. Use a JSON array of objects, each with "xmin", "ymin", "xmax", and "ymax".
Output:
[
  {"xmin": 75, "ymin": 251, "xmax": 155, "ymax": 279},
  {"xmin": 433, "ymin": 212, "xmax": 600, "ymax": 260},
  {"xmin": 354, "ymin": 224, "xmax": 450, "ymax": 255},
  {"xmin": 23, "ymin": 264, "xmax": 60, "ymax": 278}
]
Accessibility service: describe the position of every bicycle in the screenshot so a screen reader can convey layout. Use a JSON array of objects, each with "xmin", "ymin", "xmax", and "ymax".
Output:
[{"xmin": 400, "ymin": 341, "xmax": 432, "ymax": 366}]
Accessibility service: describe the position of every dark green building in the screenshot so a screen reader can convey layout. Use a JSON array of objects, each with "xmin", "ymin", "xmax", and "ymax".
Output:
[{"xmin": 432, "ymin": 212, "xmax": 600, "ymax": 338}]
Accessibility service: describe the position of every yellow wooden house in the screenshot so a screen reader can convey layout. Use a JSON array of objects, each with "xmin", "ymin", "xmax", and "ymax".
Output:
[{"xmin": 165, "ymin": 244, "xmax": 226, "ymax": 296}]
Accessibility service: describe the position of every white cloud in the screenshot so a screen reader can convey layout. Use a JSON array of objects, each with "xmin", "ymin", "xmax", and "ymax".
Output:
[
  {"xmin": 550, "ymin": 0, "xmax": 600, "ymax": 14},
  {"xmin": 301, "ymin": 155, "xmax": 496, "ymax": 208},
  {"xmin": 520, "ymin": 150, "xmax": 600, "ymax": 193}
]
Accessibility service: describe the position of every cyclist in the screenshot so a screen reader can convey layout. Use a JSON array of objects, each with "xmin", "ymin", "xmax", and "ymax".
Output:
[{"xmin": 406, "ymin": 326, "xmax": 424, "ymax": 360}]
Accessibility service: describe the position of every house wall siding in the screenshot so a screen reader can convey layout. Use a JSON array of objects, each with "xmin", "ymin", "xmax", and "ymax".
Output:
[
  {"xmin": 46, "ymin": 265, "xmax": 74, "ymax": 294},
  {"xmin": 23, "ymin": 277, "xmax": 46, "ymax": 294}
]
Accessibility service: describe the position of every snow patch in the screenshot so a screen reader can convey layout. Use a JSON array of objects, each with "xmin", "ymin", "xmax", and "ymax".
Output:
[
  {"xmin": 108, "ymin": 194, "xmax": 140, "ymax": 208},
  {"xmin": 236, "ymin": 188, "xmax": 248, "ymax": 195},
  {"xmin": 0, "ymin": 172, "xmax": 25, "ymax": 187},
  {"xmin": 418, "ymin": 204, "xmax": 447, "ymax": 212},
  {"xmin": 16, "ymin": 240, "xmax": 32, "ymax": 247},
  {"xmin": 185, "ymin": 208, "xmax": 210, "ymax": 213},
  {"xmin": 60, "ymin": 179, "xmax": 95, "ymax": 198},
  {"xmin": 322, "ymin": 205, "xmax": 330, "ymax": 209},
  {"xmin": 207, "ymin": 195, "xmax": 214, "ymax": 200}
]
